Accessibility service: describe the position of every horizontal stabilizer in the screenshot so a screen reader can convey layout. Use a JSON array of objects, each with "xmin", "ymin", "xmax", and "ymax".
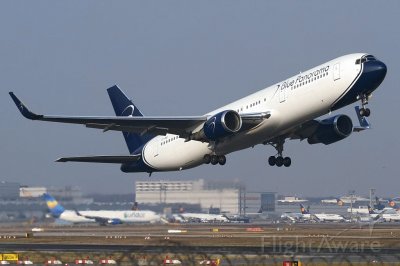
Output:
[{"xmin": 56, "ymin": 155, "xmax": 141, "ymax": 163}]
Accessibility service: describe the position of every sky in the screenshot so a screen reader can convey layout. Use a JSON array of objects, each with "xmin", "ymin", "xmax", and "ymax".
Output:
[{"xmin": 1, "ymin": 1, "xmax": 399, "ymax": 197}]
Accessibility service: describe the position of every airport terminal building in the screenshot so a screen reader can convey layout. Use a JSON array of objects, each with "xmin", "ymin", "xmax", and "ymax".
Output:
[{"xmin": 135, "ymin": 179, "xmax": 276, "ymax": 215}]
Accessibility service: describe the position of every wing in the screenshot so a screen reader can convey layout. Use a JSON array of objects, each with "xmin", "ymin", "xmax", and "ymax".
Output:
[
  {"xmin": 56, "ymin": 155, "xmax": 141, "ymax": 163},
  {"xmin": 10, "ymin": 91, "xmax": 206, "ymax": 137},
  {"xmin": 74, "ymin": 210, "xmax": 122, "ymax": 225},
  {"xmin": 10, "ymin": 92, "xmax": 271, "ymax": 138}
]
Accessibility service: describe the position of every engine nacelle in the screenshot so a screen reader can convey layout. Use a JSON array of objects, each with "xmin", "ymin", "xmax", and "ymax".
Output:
[
  {"xmin": 107, "ymin": 218, "xmax": 123, "ymax": 225},
  {"xmin": 203, "ymin": 110, "xmax": 242, "ymax": 140},
  {"xmin": 190, "ymin": 110, "xmax": 242, "ymax": 141},
  {"xmin": 307, "ymin": 115, "xmax": 353, "ymax": 145}
]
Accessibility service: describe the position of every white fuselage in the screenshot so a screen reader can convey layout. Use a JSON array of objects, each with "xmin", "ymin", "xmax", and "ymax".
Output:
[
  {"xmin": 178, "ymin": 213, "xmax": 229, "ymax": 223},
  {"xmin": 314, "ymin": 213, "xmax": 345, "ymax": 222},
  {"xmin": 141, "ymin": 54, "xmax": 364, "ymax": 171},
  {"xmin": 59, "ymin": 210, "xmax": 160, "ymax": 224}
]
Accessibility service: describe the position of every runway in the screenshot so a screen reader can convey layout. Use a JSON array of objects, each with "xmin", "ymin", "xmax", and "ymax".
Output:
[{"xmin": 1, "ymin": 223, "xmax": 400, "ymax": 265}]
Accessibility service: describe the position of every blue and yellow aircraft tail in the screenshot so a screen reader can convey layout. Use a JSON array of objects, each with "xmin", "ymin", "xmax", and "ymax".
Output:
[
  {"xmin": 42, "ymin": 193, "xmax": 65, "ymax": 218},
  {"xmin": 107, "ymin": 85, "xmax": 155, "ymax": 154}
]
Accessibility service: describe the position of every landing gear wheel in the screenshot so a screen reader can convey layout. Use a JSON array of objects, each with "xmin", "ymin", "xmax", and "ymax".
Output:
[
  {"xmin": 203, "ymin": 154, "xmax": 211, "ymax": 164},
  {"xmin": 218, "ymin": 155, "xmax": 226, "ymax": 165},
  {"xmin": 364, "ymin": 108, "xmax": 371, "ymax": 117},
  {"xmin": 283, "ymin": 157, "xmax": 291, "ymax": 167},
  {"xmin": 359, "ymin": 107, "xmax": 371, "ymax": 117},
  {"xmin": 268, "ymin": 156, "xmax": 276, "ymax": 166},
  {"xmin": 275, "ymin": 156, "xmax": 284, "ymax": 167},
  {"xmin": 210, "ymin": 155, "xmax": 219, "ymax": 165},
  {"xmin": 358, "ymin": 93, "xmax": 371, "ymax": 117}
]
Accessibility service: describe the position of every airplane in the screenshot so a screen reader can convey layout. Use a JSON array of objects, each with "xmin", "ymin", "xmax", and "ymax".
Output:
[
  {"xmin": 355, "ymin": 205, "xmax": 385, "ymax": 223},
  {"xmin": 321, "ymin": 198, "xmax": 344, "ymax": 206},
  {"xmin": 365, "ymin": 202, "xmax": 400, "ymax": 222},
  {"xmin": 300, "ymin": 204, "xmax": 345, "ymax": 222},
  {"xmin": 176, "ymin": 212, "xmax": 229, "ymax": 223},
  {"xmin": 9, "ymin": 53, "xmax": 386, "ymax": 174},
  {"xmin": 42, "ymin": 193, "xmax": 162, "ymax": 225},
  {"xmin": 280, "ymin": 211, "xmax": 303, "ymax": 223},
  {"xmin": 170, "ymin": 207, "xmax": 230, "ymax": 223}
]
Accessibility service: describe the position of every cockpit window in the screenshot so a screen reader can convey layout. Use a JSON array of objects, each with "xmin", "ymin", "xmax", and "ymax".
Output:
[
  {"xmin": 366, "ymin": 55, "xmax": 376, "ymax": 61},
  {"xmin": 355, "ymin": 55, "xmax": 377, "ymax": 65}
]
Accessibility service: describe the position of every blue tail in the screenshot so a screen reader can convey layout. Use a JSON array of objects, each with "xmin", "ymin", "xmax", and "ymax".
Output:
[
  {"xmin": 300, "ymin": 204, "xmax": 310, "ymax": 214},
  {"xmin": 42, "ymin": 193, "xmax": 65, "ymax": 218},
  {"xmin": 107, "ymin": 85, "xmax": 154, "ymax": 154}
]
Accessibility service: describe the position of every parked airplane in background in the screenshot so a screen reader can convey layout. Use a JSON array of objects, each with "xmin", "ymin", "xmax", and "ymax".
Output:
[
  {"xmin": 300, "ymin": 204, "xmax": 345, "ymax": 222},
  {"xmin": 170, "ymin": 207, "xmax": 230, "ymax": 223},
  {"xmin": 43, "ymin": 193, "xmax": 162, "ymax": 225},
  {"xmin": 173, "ymin": 212, "xmax": 229, "ymax": 223},
  {"xmin": 280, "ymin": 211, "xmax": 303, "ymax": 222},
  {"xmin": 10, "ymin": 54, "xmax": 386, "ymax": 174},
  {"xmin": 356, "ymin": 205, "xmax": 385, "ymax": 223}
]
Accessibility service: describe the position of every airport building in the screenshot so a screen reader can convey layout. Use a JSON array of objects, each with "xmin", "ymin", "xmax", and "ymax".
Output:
[
  {"xmin": 135, "ymin": 179, "xmax": 276, "ymax": 215},
  {"xmin": 135, "ymin": 179, "xmax": 241, "ymax": 214}
]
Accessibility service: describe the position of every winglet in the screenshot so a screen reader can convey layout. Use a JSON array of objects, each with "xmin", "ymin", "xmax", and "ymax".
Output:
[
  {"xmin": 9, "ymin": 92, "xmax": 42, "ymax": 120},
  {"xmin": 353, "ymin": 106, "xmax": 371, "ymax": 132}
]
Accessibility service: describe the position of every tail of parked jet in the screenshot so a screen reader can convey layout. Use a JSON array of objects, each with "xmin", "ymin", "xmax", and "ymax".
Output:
[
  {"xmin": 107, "ymin": 85, "xmax": 155, "ymax": 154},
  {"xmin": 300, "ymin": 204, "xmax": 310, "ymax": 214},
  {"xmin": 42, "ymin": 193, "xmax": 65, "ymax": 218},
  {"xmin": 368, "ymin": 205, "xmax": 376, "ymax": 214},
  {"xmin": 388, "ymin": 199, "xmax": 399, "ymax": 210},
  {"xmin": 374, "ymin": 196, "xmax": 385, "ymax": 210},
  {"xmin": 336, "ymin": 198, "xmax": 344, "ymax": 206}
]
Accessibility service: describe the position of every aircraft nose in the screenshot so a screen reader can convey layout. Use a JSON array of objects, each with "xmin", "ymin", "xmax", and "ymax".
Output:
[{"xmin": 364, "ymin": 60, "xmax": 387, "ymax": 86}]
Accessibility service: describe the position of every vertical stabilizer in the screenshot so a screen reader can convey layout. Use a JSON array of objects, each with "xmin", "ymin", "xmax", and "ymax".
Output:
[
  {"xmin": 42, "ymin": 193, "xmax": 65, "ymax": 218},
  {"xmin": 300, "ymin": 204, "xmax": 310, "ymax": 214},
  {"xmin": 107, "ymin": 85, "xmax": 154, "ymax": 154}
]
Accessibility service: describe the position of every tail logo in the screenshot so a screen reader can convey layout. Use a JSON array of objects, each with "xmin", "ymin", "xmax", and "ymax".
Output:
[
  {"xmin": 122, "ymin": 105, "xmax": 135, "ymax": 117},
  {"xmin": 47, "ymin": 200, "xmax": 58, "ymax": 209}
]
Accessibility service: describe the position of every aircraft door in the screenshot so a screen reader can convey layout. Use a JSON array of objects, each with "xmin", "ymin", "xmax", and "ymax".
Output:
[
  {"xmin": 279, "ymin": 85, "xmax": 286, "ymax": 103},
  {"xmin": 333, "ymin": 63, "xmax": 341, "ymax": 81}
]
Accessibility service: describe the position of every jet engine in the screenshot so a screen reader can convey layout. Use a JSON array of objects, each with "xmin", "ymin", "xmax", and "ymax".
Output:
[
  {"xmin": 307, "ymin": 115, "xmax": 353, "ymax": 145},
  {"xmin": 107, "ymin": 218, "xmax": 123, "ymax": 225},
  {"xmin": 190, "ymin": 110, "xmax": 242, "ymax": 141}
]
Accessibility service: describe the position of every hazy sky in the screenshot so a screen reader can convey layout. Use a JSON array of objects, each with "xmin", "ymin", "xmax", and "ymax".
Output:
[{"xmin": 1, "ymin": 1, "xmax": 399, "ymax": 197}]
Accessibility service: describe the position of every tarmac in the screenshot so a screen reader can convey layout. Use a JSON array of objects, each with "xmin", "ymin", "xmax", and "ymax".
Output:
[{"xmin": 1, "ymin": 223, "xmax": 400, "ymax": 265}]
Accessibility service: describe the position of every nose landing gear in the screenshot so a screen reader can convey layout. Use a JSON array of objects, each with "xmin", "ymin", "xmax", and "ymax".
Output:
[
  {"xmin": 358, "ymin": 93, "xmax": 371, "ymax": 117},
  {"xmin": 266, "ymin": 139, "xmax": 291, "ymax": 167}
]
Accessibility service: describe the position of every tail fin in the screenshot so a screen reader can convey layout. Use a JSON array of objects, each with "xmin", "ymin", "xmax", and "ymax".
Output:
[
  {"xmin": 107, "ymin": 85, "xmax": 154, "ymax": 154},
  {"xmin": 42, "ymin": 193, "xmax": 65, "ymax": 218},
  {"xmin": 388, "ymin": 199, "xmax": 399, "ymax": 209},
  {"xmin": 336, "ymin": 198, "xmax": 344, "ymax": 206},
  {"xmin": 300, "ymin": 204, "xmax": 309, "ymax": 214},
  {"xmin": 374, "ymin": 196, "xmax": 385, "ymax": 210},
  {"xmin": 368, "ymin": 205, "xmax": 376, "ymax": 214}
]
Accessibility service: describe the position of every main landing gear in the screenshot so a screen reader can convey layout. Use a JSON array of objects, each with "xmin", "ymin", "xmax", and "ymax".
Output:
[
  {"xmin": 358, "ymin": 93, "xmax": 371, "ymax": 117},
  {"xmin": 203, "ymin": 154, "xmax": 226, "ymax": 166},
  {"xmin": 267, "ymin": 139, "xmax": 291, "ymax": 167}
]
